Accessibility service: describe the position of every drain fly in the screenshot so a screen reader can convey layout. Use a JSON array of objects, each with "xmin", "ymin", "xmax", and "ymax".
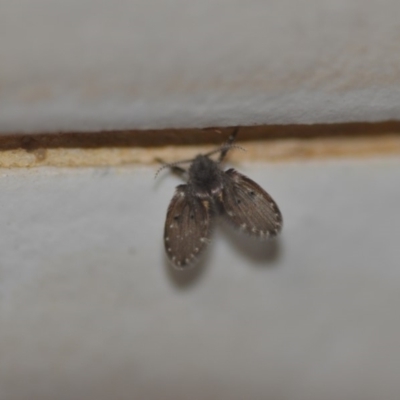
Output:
[{"xmin": 156, "ymin": 128, "xmax": 282, "ymax": 268}]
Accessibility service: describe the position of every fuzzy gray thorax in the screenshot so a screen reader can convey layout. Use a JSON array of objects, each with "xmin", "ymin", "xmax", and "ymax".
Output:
[{"xmin": 188, "ymin": 155, "xmax": 224, "ymax": 198}]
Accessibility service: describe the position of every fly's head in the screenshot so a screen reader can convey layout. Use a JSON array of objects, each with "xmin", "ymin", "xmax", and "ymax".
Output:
[{"xmin": 188, "ymin": 155, "xmax": 224, "ymax": 199}]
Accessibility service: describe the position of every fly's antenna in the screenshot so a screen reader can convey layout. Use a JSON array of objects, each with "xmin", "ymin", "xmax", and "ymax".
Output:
[
  {"xmin": 154, "ymin": 158, "xmax": 193, "ymax": 179},
  {"xmin": 207, "ymin": 126, "xmax": 245, "ymax": 162},
  {"xmin": 155, "ymin": 126, "xmax": 244, "ymax": 177},
  {"xmin": 204, "ymin": 144, "xmax": 245, "ymax": 157},
  {"xmin": 204, "ymin": 143, "xmax": 246, "ymax": 163}
]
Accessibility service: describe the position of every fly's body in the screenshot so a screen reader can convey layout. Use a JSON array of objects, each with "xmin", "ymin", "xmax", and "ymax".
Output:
[{"xmin": 158, "ymin": 128, "xmax": 283, "ymax": 269}]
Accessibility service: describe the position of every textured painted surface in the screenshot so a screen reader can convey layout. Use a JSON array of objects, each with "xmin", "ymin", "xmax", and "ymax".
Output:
[
  {"xmin": 0, "ymin": 157, "xmax": 399, "ymax": 399},
  {"xmin": 1, "ymin": 0, "xmax": 400, "ymax": 132}
]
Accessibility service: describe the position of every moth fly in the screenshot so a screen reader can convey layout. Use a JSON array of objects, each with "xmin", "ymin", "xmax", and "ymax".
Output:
[{"xmin": 156, "ymin": 128, "xmax": 282, "ymax": 269}]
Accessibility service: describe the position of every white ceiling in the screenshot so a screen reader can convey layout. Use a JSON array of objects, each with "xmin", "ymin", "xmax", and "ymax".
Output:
[{"xmin": 1, "ymin": 0, "xmax": 400, "ymax": 132}]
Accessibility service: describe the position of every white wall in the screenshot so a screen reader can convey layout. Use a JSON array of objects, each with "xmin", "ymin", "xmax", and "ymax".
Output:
[{"xmin": 1, "ymin": 158, "xmax": 399, "ymax": 399}]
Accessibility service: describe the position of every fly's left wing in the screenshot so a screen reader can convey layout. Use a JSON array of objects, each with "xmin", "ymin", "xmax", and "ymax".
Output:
[
  {"xmin": 164, "ymin": 185, "xmax": 213, "ymax": 268},
  {"xmin": 220, "ymin": 169, "xmax": 283, "ymax": 238}
]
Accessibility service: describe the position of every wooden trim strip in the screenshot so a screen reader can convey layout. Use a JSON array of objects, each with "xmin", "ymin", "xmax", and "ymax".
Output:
[{"xmin": 0, "ymin": 121, "xmax": 399, "ymax": 168}]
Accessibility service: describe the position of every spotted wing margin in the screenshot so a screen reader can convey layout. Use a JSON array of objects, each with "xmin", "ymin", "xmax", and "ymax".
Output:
[
  {"xmin": 164, "ymin": 185, "xmax": 212, "ymax": 268},
  {"xmin": 221, "ymin": 169, "xmax": 283, "ymax": 238}
]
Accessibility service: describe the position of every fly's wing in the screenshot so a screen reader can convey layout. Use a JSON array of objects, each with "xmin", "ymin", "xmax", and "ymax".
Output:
[
  {"xmin": 164, "ymin": 185, "xmax": 213, "ymax": 268},
  {"xmin": 221, "ymin": 169, "xmax": 283, "ymax": 238}
]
